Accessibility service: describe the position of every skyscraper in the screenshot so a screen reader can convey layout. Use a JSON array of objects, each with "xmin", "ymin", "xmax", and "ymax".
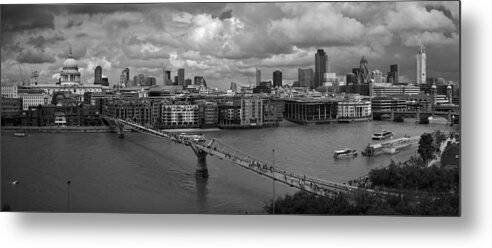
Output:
[
  {"xmin": 162, "ymin": 66, "xmax": 166, "ymax": 86},
  {"xmin": 121, "ymin": 68, "xmax": 129, "ymax": 87},
  {"xmin": 358, "ymin": 56, "xmax": 369, "ymax": 84},
  {"xmin": 94, "ymin": 66, "xmax": 102, "ymax": 85},
  {"xmin": 256, "ymin": 68, "xmax": 261, "ymax": 86},
  {"xmin": 315, "ymin": 49, "xmax": 328, "ymax": 89},
  {"xmin": 388, "ymin": 64, "xmax": 399, "ymax": 84},
  {"xmin": 298, "ymin": 68, "xmax": 314, "ymax": 88},
  {"xmin": 273, "ymin": 70, "xmax": 282, "ymax": 88},
  {"xmin": 416, "ymin": 44, "xmax": 426, "ymax": 84},
  {"xmin": 165, "ymin": 70, "xmax": 171, "ymax": 85},
  {"xmin": 178, "ymin": 68, "xmax": 185, "ymax": 86}
]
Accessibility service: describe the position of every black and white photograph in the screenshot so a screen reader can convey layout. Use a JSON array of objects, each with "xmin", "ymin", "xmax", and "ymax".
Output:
[{"xmin": 1, "ymin": 1, "xmax": 461, "ymax": 217}]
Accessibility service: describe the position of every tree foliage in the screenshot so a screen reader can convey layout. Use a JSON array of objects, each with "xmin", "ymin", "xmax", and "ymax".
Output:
[{"xmin": 418, "ymin": 133, "xmax": 435, "ymax": 163}]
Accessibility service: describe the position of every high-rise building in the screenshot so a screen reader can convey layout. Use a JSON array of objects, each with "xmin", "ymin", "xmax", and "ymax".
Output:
[
  {"xmin": 120, "ymin": 68, "xmax": 129, "ymax": 87},
  {"xmin": 346, "ymin": 73, "xmax": 358, "ymax": 85},
  {"xmin": 174, "ymin": 76, "xmax": 178, "ymax": 85},
  {"xmin": 298, "ymin": 68, "xmax": 314, "ymax": 88},
  {"xmin": 358, "ymin": 56, "xmax": 369, "ymax": 84},
  {"xmin": 94, "ymin": 66, "xmax": 102, "ymax": 85},
  {"xmin": 137, "ymin": 74, "xmax": 145, "ymax": 86},
  {"xmin": 273, "ymin": 70, "xmax": 282, "ymax": 88},
  {"xmin": 315, "ymin": 49, "xmax": 328, "ymax": 89},
  {"xmin": 370, "ymin": 70, "xmax": 383, "ymax": 84},
  {"xmin": 178, "ymin": 68, "xmax": 185, "ymax": 86},
  {"xmin": 256, "ymin": 68, "xmax": 261, "ymax": 86},
  {"xmin": 416, "ymin": 44, "xmax": 426, "ymax": 84},
  {"xmin": 388, "ymin": 64, "xmax": 399, "ymax": 84},
  {"xmin": 165, "ymin": 70, "xmax": 171, "ymax": 85},
  {"xmin": 162, "ymin": 67, "xmax": 166, "ymax": 86},
  {"xmin": 194, "ymin": 76, "xmax": 207, "ymax": 87}
]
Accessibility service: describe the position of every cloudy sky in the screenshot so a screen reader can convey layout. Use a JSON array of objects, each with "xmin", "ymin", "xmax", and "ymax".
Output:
[{"xmin": 1, "ymin": 1, "xmax": 460, "ymax": 89}]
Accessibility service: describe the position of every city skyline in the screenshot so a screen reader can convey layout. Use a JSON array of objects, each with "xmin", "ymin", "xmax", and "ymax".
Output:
[{"xmin": 1, "ymin": 2, "xmax": 459, "ymax": 89}]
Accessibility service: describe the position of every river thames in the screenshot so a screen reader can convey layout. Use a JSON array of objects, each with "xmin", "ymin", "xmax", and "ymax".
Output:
[{"xmin": 1, "ymin": 119, "xmax": 457, "ymax": 214}]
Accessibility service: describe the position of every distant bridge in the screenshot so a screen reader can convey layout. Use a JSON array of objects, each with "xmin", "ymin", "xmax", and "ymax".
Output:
[
  {"xmin": 104, "ymin": 117, "xmax": 423, "ymax": 199},
  {"xmin": 372, "ymin": 109, "xmax": 460, "ymax": 123}
]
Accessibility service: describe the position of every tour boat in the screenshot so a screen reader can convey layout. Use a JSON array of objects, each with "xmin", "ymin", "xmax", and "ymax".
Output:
[
  {"xmin": 13, "ymin": 132, "xmax": 26, "ymax": 137},
  {"xmin": 371, "ymin": 130, "xmax": 393, "ymax": 140},
  {"xmin": 334, "ymin": 148, "xmax": 358, "ymax": 159}
]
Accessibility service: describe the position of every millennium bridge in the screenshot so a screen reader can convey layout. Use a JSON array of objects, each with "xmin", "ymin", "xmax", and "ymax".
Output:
[{"xmin": 105, "ymin": 117, "xmax": 420, "ymax": 199}]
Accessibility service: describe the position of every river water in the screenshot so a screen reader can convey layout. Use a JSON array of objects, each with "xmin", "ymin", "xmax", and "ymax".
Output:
[{"xmin": 1, "ymin": 119, "xmax": 457, "ymax": 214}]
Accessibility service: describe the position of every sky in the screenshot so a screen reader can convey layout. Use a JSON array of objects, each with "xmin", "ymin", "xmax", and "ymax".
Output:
[{"xmin": 0, "ymin": 1, "xmax": 460, "ymax": 89}]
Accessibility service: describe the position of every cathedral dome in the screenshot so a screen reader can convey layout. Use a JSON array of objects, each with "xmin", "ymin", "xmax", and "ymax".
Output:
[{"xmin": 63, "ymin": 57, "xmax": 78, "ymax": 69}]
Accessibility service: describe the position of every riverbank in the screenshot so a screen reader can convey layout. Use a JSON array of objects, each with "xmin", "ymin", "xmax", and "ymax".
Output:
[
  {"xmin": 161, "ymin": 128, "xmax": 221, "ymax": 133},
  {"xmin": 1, "ymin": 126, "xmax": 114, "ymax": 133}
]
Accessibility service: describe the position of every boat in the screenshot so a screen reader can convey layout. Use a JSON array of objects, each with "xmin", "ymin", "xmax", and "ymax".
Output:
[
  {"xmin": 13, "ymin": 132, "xmax": 26, "ymax": 137},
  {"xmin": 371, "ymin": 130, "xmax": 393, "ymax": 140},
  {"xmin": 334, "ymin": 148, "xmax": 358, "ymax": 159}
]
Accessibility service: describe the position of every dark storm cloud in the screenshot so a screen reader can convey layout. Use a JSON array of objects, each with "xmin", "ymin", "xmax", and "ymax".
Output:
[
  {"xmin": 219, "ymin": 9, "xmax": 232, "ymax": 20},
  {"xmin": 1, "ymin": 5, "xmax": 55, "ymax": 31},
  {"xmin": 17, "ymin": 48, "xmax": 55, "ymax": 64},
  {"xmin": 27, "ymin": 35, "xmax": 65, "ymax": 48}
]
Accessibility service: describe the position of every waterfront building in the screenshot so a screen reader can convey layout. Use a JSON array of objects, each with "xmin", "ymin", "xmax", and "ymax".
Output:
[
  {"xmin": 337, "ymin": 100, "xmax": 372, "ymax": 120},
  {"xmin": 94, "ymin": 66, "xmax": 102, "ymax": 85},
  {"xmin": 284, "ymin": 98, "xmax": 338, "ymax": 124},
  {"xmin": 160, "ymin": 103, "xmax": 199, "ymax": 128},
  {"xmin": 372, "ymin": 85, "xmax": 421, "ymax": 97},
  {"xmin": 273, "ymin": 70, "xmax": 282, "ymax": 88},
  {"xmin": 18, "ymin": 92, "xmax": 49, "ymax": 110},
  {"xmin": 371, "ymin": 97, "xmax": 407, "ymax": 112},
  {"xmin": 198, "ymin": 102, "xmax": 219, "ymax": 128},
  {"xmin": 256, "ymin": 68, "xmax": 261, "ymax": 86},
  {"xmin": 104, "ymin": 99, "xmax": 153, "ymax": 125},
  {"xmin": 218, "ymin": 102, "xmax": 241, "ymax": 127},
  {"xmin": 1, "ymin": 97, "xmax": 23, "ymax": 126},
  {"xmin": 1, "ymin": 84, "xmax": 18, "ymax": 98},
  {"xmin": 241, "ymin": 97, "xmax": 263, "ymax": 126},
  {"xmin": 263, "ymin": 98, "xmax": 284, "ymax": 127},
  {"xmin": 178, "ymin": 68, "xmax": 185, "ymax": 86},
  {"xmin": 298, "ymin": 68, "xmax": 314, "ymax": 89},
  {"xmin": 416, "ymin": 43, "xmax": 427, "ymax": 85},
  {"xmin": 60, "ymin": 46, "xmax": 81, "ymax": 86},
  {"xmin": 315, "ymin": 49, "xmax": 328, "ymax": 89}
]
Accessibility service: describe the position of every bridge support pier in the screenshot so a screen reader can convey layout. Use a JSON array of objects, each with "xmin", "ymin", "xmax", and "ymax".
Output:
[
  {"xmin": 115, "ymin": 121, "xmax": 124, "ymax": 138},
  {"xmin": 190, "ymin": 144, "xmax": 209, "ymax": 178}
]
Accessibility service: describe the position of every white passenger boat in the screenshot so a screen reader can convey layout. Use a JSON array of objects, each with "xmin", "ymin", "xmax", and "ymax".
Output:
[
  {"xmin": 334, "ymin": 148, "xmax": 358, "ymax": 159},
  {"xmin": 371, "ymin": 130, "xmax": 393, "ymax": 140}
]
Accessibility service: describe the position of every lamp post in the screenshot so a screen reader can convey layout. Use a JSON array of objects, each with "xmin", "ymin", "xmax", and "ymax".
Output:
[
  {"xmin": 272, "ymin": 149, "xmax": 275, "ymax": 215},
  {"xmin": 67, "ymin": 180, "xmax": 71, "ymax": 212}
]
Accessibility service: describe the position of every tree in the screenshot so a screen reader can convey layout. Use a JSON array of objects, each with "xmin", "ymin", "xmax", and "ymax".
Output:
[
  {"xmin": 418, "ymin": 133, "xmax": 435, "ymax": 163},
  {"xmin": 434, "ymin": 130, "xmax": 447, "ymax": 150}
]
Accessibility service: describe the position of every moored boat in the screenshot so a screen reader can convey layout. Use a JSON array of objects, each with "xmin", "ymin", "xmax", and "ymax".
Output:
[
  {"xmin": 13, "ymin": 132, "xmax": 26, "ymax": 137},
  {"xmin": 334, "ymin": 148, "xmax": 358, "ymax": 159},
  {"xmin": 371, "ymin": 130, "xmax": 393, "ymax": 140}
]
